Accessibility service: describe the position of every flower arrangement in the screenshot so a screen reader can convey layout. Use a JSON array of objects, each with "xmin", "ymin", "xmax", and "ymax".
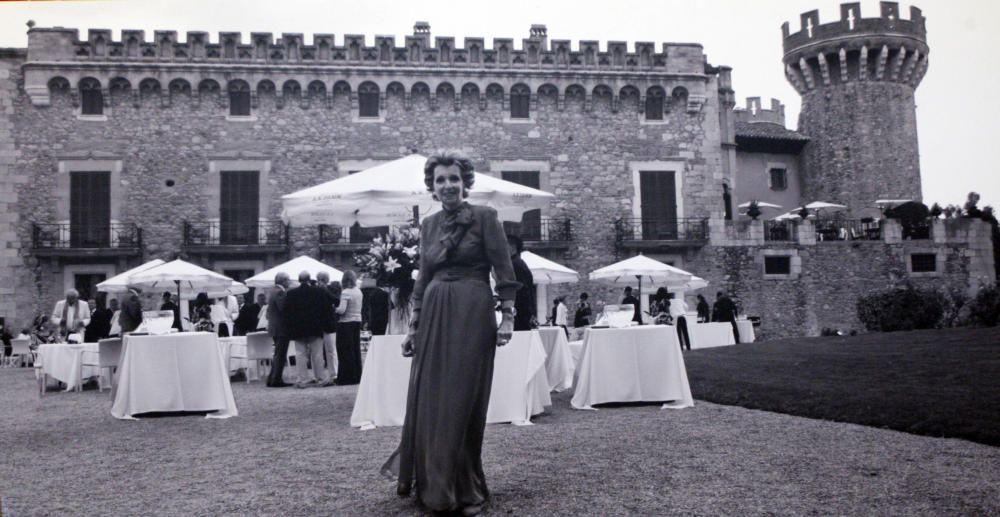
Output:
[{"xmin": 353, "ymin": 225, "xmax": 420, "ymax": 300}]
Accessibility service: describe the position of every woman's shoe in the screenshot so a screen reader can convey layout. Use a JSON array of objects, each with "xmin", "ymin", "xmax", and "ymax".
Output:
[
  {"xmin": 460, "ymin": 504, "xmax": 483, "ymax": 516},
  {"xmin": 396, "ymin": 482, "xmax": 411, "ymax": 497}
]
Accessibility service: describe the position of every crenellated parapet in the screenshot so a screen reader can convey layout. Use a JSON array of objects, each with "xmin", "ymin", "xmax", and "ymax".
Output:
[
  {"xmin": 782, "ymin": 2, "xmax": 929, "ymax": 93},
  {"xmin": 21, "ymin": 23, "xmax": 715, "ymax": 109},
  {"xmin": 733, "ymin": 97, "xmax": 785, "ymax": 126}
]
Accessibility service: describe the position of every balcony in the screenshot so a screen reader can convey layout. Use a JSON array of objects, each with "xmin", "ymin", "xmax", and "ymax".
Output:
[
  {"xmin": 520, "ymin": 217, "xmax": 572, "ymax": 250},
  {"xmin": 615, "ymin": 217, "xmax": 709, "ymax": 250},
  {"xmin": 763, "ymin": 220, "xmax": 799, "ymax": 242},
  {"xmin": 32, "ymin": 223, "xmax": 143, "ymax": 257},
  {"xmin": 183, "ymin": 220, "xmax": 288, "ymax": 253},
  {"xmin": 318, "ymin": 224, "xmax": 389, "ymax": 252}
]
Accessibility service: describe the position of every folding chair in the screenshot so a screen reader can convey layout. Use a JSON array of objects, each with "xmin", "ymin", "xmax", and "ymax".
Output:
[
  {"xmin": 245, "ymin": 331, "xmax": 274, "ymax": 383},
  {"xmin": 97, "ymin": 338, "xmax": 122, "ymax": 394},
  {"xmin": 9, "ymin": 338, "xmax": 31, "ymax": 368}
]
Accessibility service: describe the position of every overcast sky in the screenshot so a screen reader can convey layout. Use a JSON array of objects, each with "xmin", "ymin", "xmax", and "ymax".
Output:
[{"xmin": 1, "ymin": 0, "xmax": 997, "ymax": 208}]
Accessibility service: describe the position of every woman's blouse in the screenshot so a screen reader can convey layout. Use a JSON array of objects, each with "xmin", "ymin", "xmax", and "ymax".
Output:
[
  {"xmin": 555, "ymin": 303, "xmax": 568, "ymax": 326},
  {"xmin": 411, "ymin": 203, "xmax": 520, "ymax": 318},
  {"xmin": 337, "ymin": 287, "xmax": 363, "ymax": 323}
]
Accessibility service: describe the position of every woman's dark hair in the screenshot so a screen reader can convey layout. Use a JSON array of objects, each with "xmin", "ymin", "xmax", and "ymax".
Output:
[
  {"xmin": 579, "ymin": 292, "xmax": 589, "ymax": 300},
  {"xmin": 194, "ymin": 292, "xmax": 210, "ymax": 307},
  {"xmin": 424, "ymin": 150, "xmax": 475, "ymax": 197},
  {"xmin": 95, "ymin": 292, "xmax": 107, "ymax": 310},
  {"xmin": 655, "ymin": 287, "xmax": 669, "ymax": 301}
]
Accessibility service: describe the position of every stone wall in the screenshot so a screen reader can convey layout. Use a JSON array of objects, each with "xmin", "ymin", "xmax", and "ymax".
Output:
[
  {"xmin": 12, "ymin": 71, "xmax": 724, "ymax": 324},
  {"xmin": 0, "ymin": 53, "xmax": 32, "ymax": 332}
]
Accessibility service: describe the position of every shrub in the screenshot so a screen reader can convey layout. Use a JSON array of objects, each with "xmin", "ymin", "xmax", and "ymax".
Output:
[
  {"xmin": 856, "ymin": 286, "xmax": 945, "ymax": 332},
  {"xmin": 966, "ymin": 284, "xmax": 1000, "ymax": 327}
]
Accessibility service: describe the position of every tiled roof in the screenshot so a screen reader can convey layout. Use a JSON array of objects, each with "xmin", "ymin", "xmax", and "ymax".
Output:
[{"xmin": 735, "ymin": 121, "xmax": 809, "ymax": 142}]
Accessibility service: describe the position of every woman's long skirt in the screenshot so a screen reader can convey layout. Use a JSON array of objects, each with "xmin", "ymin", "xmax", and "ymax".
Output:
[
  {"xmin": 382, "ymin": 277, "xmax": 497, "ymax": 512},
  {"xmin": 335, "ymin": 321, "xmax": 363, "ymax": 385}
]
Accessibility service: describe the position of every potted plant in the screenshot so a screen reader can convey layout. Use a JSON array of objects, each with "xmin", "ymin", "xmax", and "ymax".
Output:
[{"xmin": 746, "ymin": 200, "xmax": 762, "ymax": 220}]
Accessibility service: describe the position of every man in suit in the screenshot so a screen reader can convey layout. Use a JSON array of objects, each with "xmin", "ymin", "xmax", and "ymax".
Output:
[
  {"xmin": 233, "ymin": 293, "xmax": 260, "ymax": 336},
  {"xmin": 316, "ymin": 271, "xmax": 341, "ymax": 381},
  {"xmin": 622, "ymin": 286, "xmax": 642, "ymax": 325},
  {"xmin": 507, "ymin": 234, "xmax": 536, "ymax": 331},
  {"xmin": 712, "ymin": 290, "xmax": 740, "ymax": 343},
  {"xmin": 160, "ymin": 291, "xmax": 182, "ymax": 331},
  {"xmin": 51, "ymin": 289, "xmax": 90, "ymax": 341},
  {"xmin": 265, "ymin": 272, "xmax": 293, "ymax": 388},
  {"xmin": 284, "ymin": 271, "xmax": 334, "ymax": 388},
  {"xmin": 118, "ymin": 287, "xmax": 144, "ymax": 335}
]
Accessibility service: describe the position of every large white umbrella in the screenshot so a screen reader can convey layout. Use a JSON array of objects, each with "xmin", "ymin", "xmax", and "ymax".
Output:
[
  {"xmin": 589, "ymin": 254, "xmax": 693, "ymax": 298},
  {"xmin": 96, "ymin": 259, "xmax": 165, "ymax": 294},
  {"xmin": 737, "ymin": 201, "xmax": 782, "ymax": 209},
  {"xmin": 245, "ymin": 255, "xmax": 343, "ymax": 289},
  {"xmin": 671, "ymin": 275, "xmax": 709, "ymax": 292},
  {"xmin": 280, "ymin": 154, "xmax": 554, "ymax": 226},
  {"xmin": 805, "ymin": 201, "xmax": 848, "ymax": 212},
  {"xmin": 520, "ymin": 251, "xmax": 578, "ymax": 285},
  {"xmin": 128, "ymin": 259, "xmax": 248, "ymax": 301}
]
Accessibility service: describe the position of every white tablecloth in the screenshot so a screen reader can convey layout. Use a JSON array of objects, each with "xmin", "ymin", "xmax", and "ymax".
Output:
[
  {"xmin": 570, "ymin": 325, "xmax": 694, "ymax": 410},
  {"xmin": 111, "ymin": 332, "xmax": 238, "ymax": 420},
  {"xmin": 37, "ymin": 343, "xmax": 100, "ymax": 392},
  {"xmin": 736, "ymin": 320, "xmax": 755, "ymax": 343},
  {"xmin": 688, "ymin": 322, "xmax": 737, "ymax": 349},
  {"xmin": 536, "ymin": 327, "xmax": 574, "ymax": 392},
  {"xmin": 218, "ymin": 336, "xmax": 249, "ymax": 373},
  {"xmin": 350, "ymin": 330, "xmax": 551, "ymax": 429}
]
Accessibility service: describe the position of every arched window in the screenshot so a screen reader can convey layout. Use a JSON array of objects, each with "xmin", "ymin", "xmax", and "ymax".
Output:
[
  {"xmin": 79, "ymin": 78, "xmax": 103, "ymax": 115},
  {"xmin": 510, "ymin": 84, "xmax": 530, "ymax": 119},
  {"xmin": 228, "ymin": 80, "xmax": 251, "ymax": 116},
  {"xmin": 645, "ymin": 87, "xmax": 665, "ymax": 121},
  {"xmin": 358, "ymin": 82, "xmax": 380, "ymax": 118}
]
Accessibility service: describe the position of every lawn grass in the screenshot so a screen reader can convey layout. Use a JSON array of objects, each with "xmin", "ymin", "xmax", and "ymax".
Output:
[{"xmin": 684, "ymin": 326, "xmax": 1000, "ymax": 446}]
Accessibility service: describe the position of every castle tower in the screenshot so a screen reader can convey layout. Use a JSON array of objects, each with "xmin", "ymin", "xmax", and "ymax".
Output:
[{"xmin": 782, "ymin": 2, "xmax": 928, "ymax": 213}]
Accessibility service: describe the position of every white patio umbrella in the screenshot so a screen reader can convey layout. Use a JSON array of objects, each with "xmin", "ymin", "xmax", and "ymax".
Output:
[
  {"xmin": 670, "ymin": 274, "xmax": 709, "ymax": 292},
  {"xmin": 520, "ymin": 251, "xmax": 578, "ymax": 285},
  {"xmin": 280, "ymin": 154, "xmax": 554, "ymax": 226},
  {"xmin": 804, "ymin": 201, "xmax": 849, "ymax": 212},
  {"xmin": 245, "ymin": 255, "xmax": 343, "ymax": 289},
  {"xmin": 96, "ymin": 259, "xmax": 165, "ymax": 294},
  {"xmin": 589, "ymin": 254, "xmax": 693, "ymax": 297},
  {"xmin": 128, "ymin": 259, "xmax": 248, "ymax": 302},
  {"xmin": 737, "ymin": 201, "xmax": 782, "ymax": 209}
]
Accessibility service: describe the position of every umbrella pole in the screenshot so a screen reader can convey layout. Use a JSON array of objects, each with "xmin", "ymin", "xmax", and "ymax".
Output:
[{"xmin": 636, "ymin": 275, "xmax": 642, "ymax": 324}]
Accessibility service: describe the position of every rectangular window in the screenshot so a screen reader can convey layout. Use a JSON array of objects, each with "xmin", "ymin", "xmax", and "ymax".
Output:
[
  {"xmin": 510, "ymin": 93, "xmax": 530, "ymax": 119},
  {"xmin": 764, "ymin": 256, "xmax": 792, "ymax": 275},
  {"xmin": 644, "ymin": 96, "xmax": 663, "ymax": 120},
  {"xmin": 74, "ymin": 273, "xmax": 107, "ymax": 303},
  {"xmin": 359, "ymin": 91, "xmax": 379, "ymax": 117},
  {"xmin": 910, "ymin": 253, "xmax": 937, "ymax": 273},
  {"xmin": 229, "ymin": 90, "xmax": 251, "ymax": 116},
  {"xmin": 769, "ymin": 168, "xmax": 788, "ymax": 191},
  {"xmin": 81, "ymin": 89, "xmax": 104, "ymax": 116},
  {"xmin": 220, "ymin": 170, "xmax": 260, "ymax": 244},
  {"xmin": 501, "ymin": 171, "xmax": 541, "ymax": 240},
  {"xmin": 639, "ymin": 170, "xmax": 678, "ymax": 240},
  {"xmin": 69, "ymin": 171, "xmax": 111, "ymax": 247}
]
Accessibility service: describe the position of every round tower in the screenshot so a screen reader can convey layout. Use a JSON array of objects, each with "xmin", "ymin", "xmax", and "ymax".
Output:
[{"xmin": 782, "ymin": 2, "xmax": 928, "ymax": 214}]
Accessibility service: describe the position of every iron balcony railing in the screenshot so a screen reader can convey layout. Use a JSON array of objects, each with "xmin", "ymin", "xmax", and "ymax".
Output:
[
  {"xmin": 32, "ymin": 223, "xmax": 142, "ymax": 249},
  {"xmin": 183, "ymin": 220, "xmax": 288, "ymax": 246},
  {"xmin": 614, "ymin": 217, "xmax": 709, "ymax": 242},
  {"xmin": 899, "ymin": 218, "xmax": 932, "ymax": 240},
  {"xmin": 515, "ymin": 217, "xmax": 572, "ymax": 243},
  {"xmin": 763, "ymin": 220, "xmax": 799, "ymax": 242},
  {"xmin": 814, "ymin": 219, "xmax": 883, "ymax": 241}
]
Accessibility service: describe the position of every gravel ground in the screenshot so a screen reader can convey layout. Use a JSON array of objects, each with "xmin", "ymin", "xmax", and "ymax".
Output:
[{"xmin": 1, "ymin": 367, "xmax": 998, "ymax": 516}]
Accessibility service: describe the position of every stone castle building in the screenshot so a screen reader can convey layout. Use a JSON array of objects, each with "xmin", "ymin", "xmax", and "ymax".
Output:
[{"xmin": 0, "ymin": 2, "xmax": 994, "ymax": 338}]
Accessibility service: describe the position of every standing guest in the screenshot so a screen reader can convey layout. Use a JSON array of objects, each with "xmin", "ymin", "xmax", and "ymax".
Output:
[
  {"xmin": 696, "ymin": 294, "xmax": 711, "ymax": 323},
  {"xmin": 712, "ymin": 291, "xmax": 740, "ymax": 343},
  {"xmin": 84, "ymin": 293, "xmax": 113, "ymax": 342},
  {"xmin": 285, "ymin": 271, "xmax": 333, "ymax": 388},
  {"xmin": 670, "ymin": 293, "xmax": 692, "ymax": 351},
  {"xmin": 365, "ymin": 286, "xmax": 390, "ymax": 336},
  {"xmin": 118, "ymin": 287, "xmax": 143, "ymax": 335},
  {"xmin": 335, "ymin": 270, "xmax": 364, "ymax": 385},
  {"xmin": 160, "ymin": 291, "xmax": 182, "ymax": 331},
  {"xmin": 191, "ymin": 293, "xmax": 215, "ymax": 333},
  {"xmin": 573, "ymin": 292, "xmax": 592, "ymax": 329},
  {"xmin": 233, "ymin": 293, "xmax": 260, "ymax": 336},
  {"xmin": 213, "ymin": 294, "xmax": 239, "ymax": 337},
  {"xmin": 382, "ymin": 150, "xmax": 519, "ymax": 516},
  {"xmin": 506, "ymin": 234, "xmax": 535, "ymax": 331},
  {"xmin": 265, "ymin": 272, "xmax": 292, "ymax": 388},
  {"xmin": 622, "ymin": 286, "xmax": 642, "ymax": 325},
  {"xmin": 651, "ymin": 287, "xmax": 672, "ymax": 325},
  {"xmin": 51, "ymin": 289, "xmax": 90, "ymax": 341},
  {"xmin": 555, "ymin": 296, "xmax": 569, "ymax": 337},
  {"xmin": 1, "ymin": 318, "xmax": 12, "ymax": 359},
  {"xmin": 316, "ymin": 271, "xmax": 341, "ymax": 381},
  {"xmin": 253, "ymin": 293, "xmax": 267, "ymax": 331}
]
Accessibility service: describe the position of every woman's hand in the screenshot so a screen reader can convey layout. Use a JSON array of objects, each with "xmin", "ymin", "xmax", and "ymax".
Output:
[
  {"xmin": 496, "ymin": 315, "xmax": 514, "ymax": 347},
  {"xmin": 400, "ymin": 332, "xmax": 415, "ymax": 357}
]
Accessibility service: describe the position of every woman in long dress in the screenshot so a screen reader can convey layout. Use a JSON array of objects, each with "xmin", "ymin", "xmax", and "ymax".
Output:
[{"xmin": 382, "ymin": 151, "xmax": 519, "ymax": 516}]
